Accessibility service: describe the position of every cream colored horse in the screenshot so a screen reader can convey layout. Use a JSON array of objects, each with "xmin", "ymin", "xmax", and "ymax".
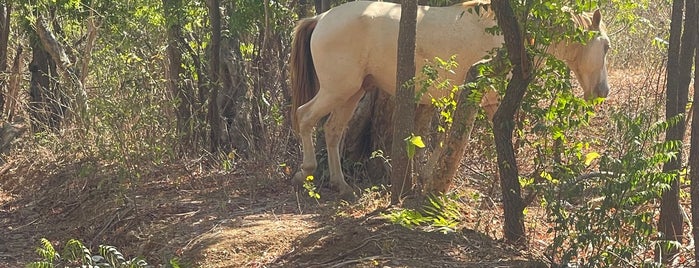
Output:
[{"xmin": 290, "ymin": 0, "xmax": 611, "ymax": 197}]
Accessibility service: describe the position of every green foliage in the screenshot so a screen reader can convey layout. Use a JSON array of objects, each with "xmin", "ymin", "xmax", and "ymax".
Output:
[
  {"xmin": 415, "ymin": 56, "xmax": 464, "ymax": 133},
  {"xmin": 303, "ymin": 175, "xmax": 321, "ymax": 199},
  {"xmin": 27, "ymin": 238, "xmax": 151, "ymax": 268},
  {"xmin": 540, "ymin": 110, "xmax": 679, "ymax": 267},
  {"xmin": 404, "ymin": 134, "xmax": 426, "ymax": 160},
  {"xmin": 384, "ymin": 194, "xmax": 462, "ymax": 234},
  {"xmin": 603, "ymin": 0, "xmax": 670, "ymax": 67}
]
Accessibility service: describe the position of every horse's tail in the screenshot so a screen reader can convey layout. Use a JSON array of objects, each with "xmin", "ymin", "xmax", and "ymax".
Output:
[{"xmin": 290, "ymin": 18, "xmax": 319, "ymax": 133}]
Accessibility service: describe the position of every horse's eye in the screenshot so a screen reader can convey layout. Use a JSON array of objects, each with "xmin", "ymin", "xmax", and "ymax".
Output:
[{"xmin": 604, "ymin": 43, "xmax": 610, "ymax": 53}]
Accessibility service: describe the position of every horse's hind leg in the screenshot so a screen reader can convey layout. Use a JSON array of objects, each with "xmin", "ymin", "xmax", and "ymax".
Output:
[{"xmin": 324, "ymin": 90, "xmax": 364, "ymax": 198}]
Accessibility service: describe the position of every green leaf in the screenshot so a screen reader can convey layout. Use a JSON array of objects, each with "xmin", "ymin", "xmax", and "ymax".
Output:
[
  {"xmin": 409, "ymin": 136, "xmax": 426, "ymax": 148},
  {"xmin": 584, "ymin": 152, "xmax": 601, "ymax": 166}
]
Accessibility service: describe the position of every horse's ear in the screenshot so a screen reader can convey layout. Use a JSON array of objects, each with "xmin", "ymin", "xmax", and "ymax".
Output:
[{"xmin": 592, "ymin": 9, "xmax": 602, "ymax": 30}]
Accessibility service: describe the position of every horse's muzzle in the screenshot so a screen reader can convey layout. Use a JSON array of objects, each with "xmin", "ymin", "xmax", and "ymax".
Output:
[{"xmin": 596, "ymin": 82, "xmax": 610, "ymax": 98}]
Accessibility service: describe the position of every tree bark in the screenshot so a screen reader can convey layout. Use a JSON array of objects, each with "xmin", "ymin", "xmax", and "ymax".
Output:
[
  {"xmin": 691, "ymin": 28, "xmax": 699, "ymax": 266},
  {"xmin": 659, "ymin": 0, "xmax": 694, "ymax": 261},
  {"xmin": 490, "ymin": 0, "xmax": 532, "ymax": 244},
  {"xmin": 315, "ymin": 0, "xmax": 330, "ymax": 14},
  {"xmin": 29, "ymin": 37, "xmax": 63, "ymax": 132},
  {"xmin": 391, "ymin": 0, "xmax": 418, "ymax": 204},
  {"xmin": 207, "ymin": 0, "xmax": 223, "ymax": 152},
  {"xmin": 80, "ymin": 15, "xmax": 99, "ymax": 86},
  {"xmin": 0, "ymin": 1, "xmax": 10, "ymax": 115},
  {"xmin": 163, "ymin": 0, "xmax": 194, "ymax": 153},
  {"xmin": 34, "ymin": 15, "xmax": 88, "ymax": 126},
  {"xmin": 5, "ymin": 45, "xmax": 21, "ymax": 121},
  {"xmin": 298, "ymin": 0, "xmax": 309, "ymax": 18}
]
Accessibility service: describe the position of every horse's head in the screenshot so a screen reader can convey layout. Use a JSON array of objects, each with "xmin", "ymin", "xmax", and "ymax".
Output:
[{"xmin": 568, "ymin": 10, "xmax": 611, "ymax": 100}]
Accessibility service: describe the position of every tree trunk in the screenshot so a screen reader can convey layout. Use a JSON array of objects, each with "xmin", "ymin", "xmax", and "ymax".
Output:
[
  {"xmin": 391, "ymin": 0, "xmax": 418, "ymax": 204},
  {"xmin": 659, "ymin": 0, "xmax": 693, "ymax": 261},
  {"xmin": 315, "ymin": 0, "xmax": 330, "ymax": 14},
  {"xmin": 420, "ymin": 53, "xmax": 507, "ymax": 194},
  {"xmin": 5, "ymin": 45, "xmax": 21, "ymax": 121},
  {"xmin": 220, "ymin": 36, "xmax": 253, "ymax": 156},
  {"xmin": 490, "ymin": 0, "xmax": 532, "ymax": 244},
  {"xmin": 0, "ymin": 1, "xmax": 10, "ymax": 115},
  {"xmin": 298, "ymin": 0, "xmax": 309, "ymax": 18},
  {"xmin": 28, "ymin": 37, "xmax": 63, "ymax": 132},
  {"xmin": 163, "ymin": 0, "xmax": 194, "ymax": 153},
  {"xmin": 691, "ymin": 31, "xmax": 699, "ymax": 266},
  {"xmin": 207, "ymin": 0, "xmax": 223, "ymax": 152},
  {"xmin": 35, "ymin": 15, "xmax": 88, "ymax": 124}
]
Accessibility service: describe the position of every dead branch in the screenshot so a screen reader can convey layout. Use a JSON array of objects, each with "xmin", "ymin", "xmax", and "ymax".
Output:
[
  {"xmin": 80, "ymin": 14, "xmax": 100, "ymax": 85},
  {"xmin": 5, "ymin": 45, "xmax": 22, "ymax": 120}
]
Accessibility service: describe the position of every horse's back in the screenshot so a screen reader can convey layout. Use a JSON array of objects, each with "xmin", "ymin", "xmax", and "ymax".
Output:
[{"xmin": 310, "ymin": 1, "xmax": 503, "ymax": 101}]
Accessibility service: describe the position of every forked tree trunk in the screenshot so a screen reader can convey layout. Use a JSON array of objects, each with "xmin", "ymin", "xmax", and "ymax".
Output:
[
  {"xmin": 658, "ymin": 0, "xmax": 694, "ymax": 261},
  {"xmin": 490, "ymin": 0, "xmax": 532, "ymax": 244}
]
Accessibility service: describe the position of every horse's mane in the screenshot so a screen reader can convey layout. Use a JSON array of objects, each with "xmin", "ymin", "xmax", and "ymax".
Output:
[
  {"xmin": 455, "ymin": 0, "xmax": 495, "ymax": 18},
  {"xmin": 456, "ymin": 1, "xmax": 606, "ymax": 34},
  {"xmin": 456, "ymin": 0, "xmax": 491, "ymax": 8},
  {"xmin": 570, "ymin": 10, "xmax": 606, "ymax": 33}
]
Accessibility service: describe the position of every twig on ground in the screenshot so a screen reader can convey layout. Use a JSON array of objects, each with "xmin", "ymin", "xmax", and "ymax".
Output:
[{"xmin": 327, "ymin": 255, "xmax": 388, "ymax": 268}]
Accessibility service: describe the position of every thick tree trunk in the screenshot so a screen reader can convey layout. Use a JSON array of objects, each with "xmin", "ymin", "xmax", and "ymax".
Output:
[
  {"xmin": 391, "ymin": 0, "xmax": 418, "ymax": 204},
  {"xmin": 29, "ymin": 38, "xmax": 63, "ymax": 132},
  {"xmin": 659, "ymin": 0, "xmax": 694, "ymax": 261},
  {"xmin": 343, "ymin": 88, "xmax": 394, "ymax": 185},
  {"xmin": 490, "ymin": 0, "xmax": 531, "ymax": 244}
]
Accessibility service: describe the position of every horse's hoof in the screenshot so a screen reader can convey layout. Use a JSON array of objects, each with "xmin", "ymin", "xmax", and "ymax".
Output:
[{"xmin": 338, "ymin": 187, "xmax": 357, "ymax": 201}]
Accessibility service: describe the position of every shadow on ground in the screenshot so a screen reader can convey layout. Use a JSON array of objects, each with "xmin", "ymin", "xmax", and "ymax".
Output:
[{"xmin": 1, "ymin": 157, "xmax": 545, "ymax": 267}]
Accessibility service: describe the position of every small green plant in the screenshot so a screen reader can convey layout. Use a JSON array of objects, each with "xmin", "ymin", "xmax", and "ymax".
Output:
[
  {"xmin": 27, "ymin": 238, "xmax": 151, "ymax": 268},
  {"xmin": 303, "ymin": 175, "xmax": 320, "ymax": 199},
  {"xmin": 384, "ymin": 194, "xmax": 462, "ymax": 234},
  {"xmin": 541, "ymin": 111, "xmax": 679, "ymax": 267}
]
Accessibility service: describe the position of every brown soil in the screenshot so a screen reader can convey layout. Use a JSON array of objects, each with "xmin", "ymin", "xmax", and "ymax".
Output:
[
  {"xmin": 0, "ymin": 152, "xmax": 546, "ymax": 267},
  {"xmin": 0, "ymin": 68, "xmax": 696, "ymax": 267}
]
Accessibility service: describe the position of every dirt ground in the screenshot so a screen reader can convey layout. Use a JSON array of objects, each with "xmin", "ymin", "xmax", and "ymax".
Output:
[
  {"xmin": 0, "ymin": 153, "xmax": 547, "ymax": 267},
  {"xmin": 0, "ymin": 68, "xmax": 696, "ymax": 267}
]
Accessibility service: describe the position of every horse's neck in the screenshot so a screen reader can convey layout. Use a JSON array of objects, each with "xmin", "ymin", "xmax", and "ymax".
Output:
[{"xmin": 546, "ymin": 41, "xmax": 580, "ymax": 67}]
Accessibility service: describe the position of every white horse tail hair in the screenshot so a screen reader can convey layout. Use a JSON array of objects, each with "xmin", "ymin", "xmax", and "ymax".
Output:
[{"xmin": 290, "ymin": 18, "xmax": 319, "ymax": 133}]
